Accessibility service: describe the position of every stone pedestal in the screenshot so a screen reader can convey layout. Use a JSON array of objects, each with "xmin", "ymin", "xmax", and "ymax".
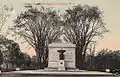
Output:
[{"xmin": 58, "ymin": 60, "xmax": 65, "ymax": 70}]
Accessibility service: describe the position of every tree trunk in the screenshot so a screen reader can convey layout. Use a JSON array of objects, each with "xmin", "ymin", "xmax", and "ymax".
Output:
[
  {"xmin": 35, "ymin": 48, "xmax": 42, "ymax": 69},
  {"xmin": 44, "ymin": 46, "xmax": 48, "ymax": 68},
  {"xmin": 76, "ymin": 46, "xmax": 86, "ymax": 70},
  {"xmin": 35, "ymin": 43, "xmax": 45, "ymax": 69}
]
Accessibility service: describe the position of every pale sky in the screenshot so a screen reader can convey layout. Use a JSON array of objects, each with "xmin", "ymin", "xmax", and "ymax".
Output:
[{"xmin": 0, "ymin": 0, "xmax": 120, "ymax": 56}]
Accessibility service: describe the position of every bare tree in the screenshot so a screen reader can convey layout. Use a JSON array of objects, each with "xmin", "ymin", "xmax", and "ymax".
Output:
[
  {"xmin": 11, "ymin": 6, "xmax": 62, "ymax": 68},
  {"xmin": 0, "ymin": 5, "xmax": 13, "ymax": 32},
  {"xmin": 63, "ymin": 5, "xmax": 109, "ymax": 69}
]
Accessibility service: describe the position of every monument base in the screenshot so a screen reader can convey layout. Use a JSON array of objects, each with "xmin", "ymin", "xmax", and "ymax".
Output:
[{"xmin": 58, "ymin": 60, "xmax": 65, "ymax": 71}]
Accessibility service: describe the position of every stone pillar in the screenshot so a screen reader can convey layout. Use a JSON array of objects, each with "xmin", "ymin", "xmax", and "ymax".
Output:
[{"xmin": 57, "ymin": 50, "xmax": 66, "ymax": 71}]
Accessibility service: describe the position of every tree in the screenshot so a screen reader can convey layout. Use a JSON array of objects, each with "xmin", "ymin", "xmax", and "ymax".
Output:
[
  {"xmin": 0, "ymin": 5, "xmax": 13, "ymax": 69},
  {"xmin": 0, "ymin": 35, "xmax": 21, "ymax": 69},
  {"xmin": 22, "ymin": 53, "xmax": 31, "ymax": 69},
  {"xmin": 0, "ymin": 5, "xmax": 13, "ymax": 32},
  {"xmin": 86, "ymin": 49, "xmax": 120, "ymax": 72},
  {"xmin": 15, "ymin": 52, "xmax": 24, "ymax": 68},
  {"xmin": 94, "ymin": 49, "xmax": 119, "ymax": 70},
  {"xmin": 31, "ymin": 56, "xmax": 38, "ymax": 69},
  {"xmin": 63, "ymin": 5, "xmax": 108, "ymax": 69},
  {"xmin": 11, "ymin": 6, "xmax": 62, "ymax": 68}
]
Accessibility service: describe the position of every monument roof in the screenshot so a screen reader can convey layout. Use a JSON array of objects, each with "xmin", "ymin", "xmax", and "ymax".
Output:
[{"xmin": 48, "ymin": 43, "xmax": 76, "ymax": 48}]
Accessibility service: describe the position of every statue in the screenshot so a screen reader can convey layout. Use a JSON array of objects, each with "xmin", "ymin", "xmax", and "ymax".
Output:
[{"xmin": 57, "ymin": 50, "xmax": 66, "ymax": 60}]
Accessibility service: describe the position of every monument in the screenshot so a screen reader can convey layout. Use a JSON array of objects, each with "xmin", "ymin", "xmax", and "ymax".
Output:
[{"xmin": 48, "ymin": 43, "xmax": 76, "ymax": 70}]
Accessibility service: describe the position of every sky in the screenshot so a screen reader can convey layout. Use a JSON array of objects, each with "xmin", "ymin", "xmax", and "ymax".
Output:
[{"xmin": 0, "ymin": 0, "xmax": 120, "ymax": 56}]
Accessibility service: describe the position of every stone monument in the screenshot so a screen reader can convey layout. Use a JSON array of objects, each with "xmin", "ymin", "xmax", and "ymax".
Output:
[{"xmin": 48, "ymin": 43, "xmax": 76, "ymax": 70}]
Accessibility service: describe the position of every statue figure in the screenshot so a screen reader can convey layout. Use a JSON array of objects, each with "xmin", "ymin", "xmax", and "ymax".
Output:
[{"xmin": 57, "ymin": 50, "xmax": 66, "ymax": 60}]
